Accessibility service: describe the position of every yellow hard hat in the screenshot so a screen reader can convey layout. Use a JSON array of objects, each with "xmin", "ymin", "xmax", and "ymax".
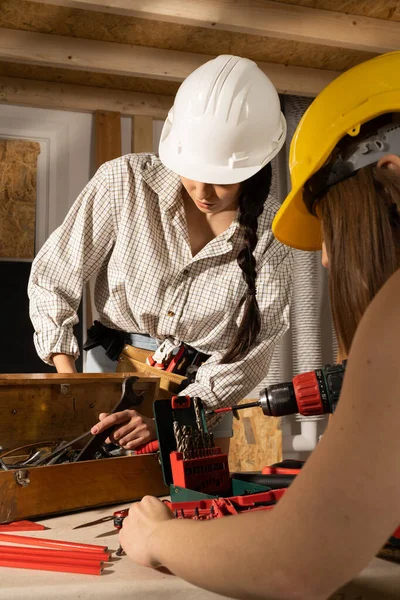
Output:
[{"xmin": 272, "ymin": 51, "xmax": 400, "ymax": 251}]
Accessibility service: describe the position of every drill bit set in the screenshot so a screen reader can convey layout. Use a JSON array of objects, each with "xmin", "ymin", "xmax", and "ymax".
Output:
[
  {"xmin": 170, "ymin": 396, "xmax": 231, "ymax": 495},
  {"xmin": 172, "ymin": 397, "xmax": 214, "ymax": 460},
  {"xmin": 155, "ymin": 396, "xmax": 244, "ymax": 498}
]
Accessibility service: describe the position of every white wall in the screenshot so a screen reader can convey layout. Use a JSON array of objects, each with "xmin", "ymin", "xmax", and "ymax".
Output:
[
  {"xmin": 0, "ymin": 105, "xmax": 132, "ymax": 371},
  {"xmin": 0, "ymin": 105, "xmax": 93, "ymax": 255},
  {"xmin": 0, "ymin": 105, "xmax": 132, "ymax": 252}
]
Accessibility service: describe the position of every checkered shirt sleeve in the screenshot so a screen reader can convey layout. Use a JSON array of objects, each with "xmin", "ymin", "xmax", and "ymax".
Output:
[{"xmin": 28, "ymin": 163, "xmax": 115, "ymax": 361}]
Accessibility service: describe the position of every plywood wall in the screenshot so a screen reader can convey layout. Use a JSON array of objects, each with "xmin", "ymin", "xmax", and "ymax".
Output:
[
  {"xmin": 0, "ymin": 139, "xmax": 40, "ymax": 259},
  {"xmin": 229, "ymin": 400, "xmax": 282, "ymax": 473}
]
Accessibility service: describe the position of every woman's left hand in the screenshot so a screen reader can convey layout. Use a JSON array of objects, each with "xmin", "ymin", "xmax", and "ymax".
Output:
[{"xmin": 119, "ymin": 496, "xmax": 174, "ymax": 568}]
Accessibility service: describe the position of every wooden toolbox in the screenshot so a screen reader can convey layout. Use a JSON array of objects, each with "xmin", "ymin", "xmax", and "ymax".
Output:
[{"xmin": 0, "ymin": 373, "xmax": 168, "ymax": 523}]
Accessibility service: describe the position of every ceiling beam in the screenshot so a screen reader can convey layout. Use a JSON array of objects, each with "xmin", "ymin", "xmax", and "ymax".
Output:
[
  {"xmin": 23, "ymin": 0, "xmax": 400, "ymax": 54},
  {"xmin": 0, "ymin": 76, "xmax": 173, "ymax": 118},
  {"xmin": 0, "ymin": 28, "xmax": 339, "ymax": 97}
]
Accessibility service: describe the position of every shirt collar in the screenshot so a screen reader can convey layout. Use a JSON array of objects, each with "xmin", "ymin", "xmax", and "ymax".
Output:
[
  {"xmin": 141, "ymin": 157, "xmax": 182, "ymax": 214},
  {"xmin": 141, "ymin": 156, "xmax": 242, "ymax": 244}
]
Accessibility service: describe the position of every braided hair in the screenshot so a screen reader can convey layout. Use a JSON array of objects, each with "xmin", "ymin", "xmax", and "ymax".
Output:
[{"xmin": 221, "ymin": 162, "xmax": 273, "ymax": 363}]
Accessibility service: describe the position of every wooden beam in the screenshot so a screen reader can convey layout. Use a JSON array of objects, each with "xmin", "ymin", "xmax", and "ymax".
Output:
[
  {"xmin": 96, "ymin": 111, "xmax": 121, "ymax": 166},
  {"xmin": 132, "ymin": 115, "xmax": 153, "ymax": 153},
  {"xmin": 0, "ymin": 28, "xmax": 339, "ymax": 97},
  {"xmin": 0, "ymin": 76, "xmax": 172, "ymax": 118},
  {"xmin": 23, "ymin": 0, "xmax": 400, "ymax": 54}
]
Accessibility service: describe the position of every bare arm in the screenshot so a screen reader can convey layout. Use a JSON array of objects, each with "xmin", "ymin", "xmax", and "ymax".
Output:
[
  {"xmin": 120, "ymin": 268, "xmax": 400, "ymax": 600},
  {"xmin": 52, "ymin": 354, "xmax": 77, "ymax": 373}
]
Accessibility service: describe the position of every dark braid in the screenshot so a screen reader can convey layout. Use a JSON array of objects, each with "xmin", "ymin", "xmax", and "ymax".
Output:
[{"xmin": 221, "ymin": 162, "xmax": 273, "ymax": 363}]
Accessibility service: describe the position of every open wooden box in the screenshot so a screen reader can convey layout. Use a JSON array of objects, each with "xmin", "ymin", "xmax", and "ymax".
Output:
[{"xmin": 0, "ymin": 373, "xmax": 168, "ymax": 523}]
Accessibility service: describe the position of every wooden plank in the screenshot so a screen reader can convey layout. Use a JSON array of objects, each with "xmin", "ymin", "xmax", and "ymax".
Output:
[
  {"xmin": 0, "ymin": 454, "xmax": 168, "ymax": 522},
  {"xmin": 92, "ymin": 110, "xmax": 122, "ymax": 328},
  {"xmin": 0, "ymin": 28, "xmax": 340, "ymax": 96},
  {"xmin": 132, "ymin": 115, "xmax": 153, "ymax": 153},
  {"xmin": 95, "ymin": 110, "xmax": 121, "ymax": 166},
  {"xmin": 0, "ymin": 373, "xmax": 159, "ymax": 384},
  {"xmin": 22, "ymin": 0, "xmax": 400, "ymax": 54},
  {"xmin": 0, "ymin": 75, "xmax": 172, "ymax": 118}
]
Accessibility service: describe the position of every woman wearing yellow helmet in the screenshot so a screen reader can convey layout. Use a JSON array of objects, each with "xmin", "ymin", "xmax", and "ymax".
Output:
[{"xmin": 117, "ymin": 52, "xmax": 400, "ymax": 600}]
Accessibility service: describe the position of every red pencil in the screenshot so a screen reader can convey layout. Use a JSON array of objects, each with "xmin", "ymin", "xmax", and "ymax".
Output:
[
  {"xmin": 0, "ymin": 556, "xmax": 103, "ymax": 575},
  {"xmin": 0, "ymin": 545, "xmax": 109, "ymax": 562},
  {"xmin": 0, "ymin": 521, "xmax": 46, "ymax": 532},
  {"xmin": 0, "ymin": 533, "xmax": 108, "ymax": 553},
  {"xmin": 0, "ymin": 548, "xmax": 104, "ymax": 567}
]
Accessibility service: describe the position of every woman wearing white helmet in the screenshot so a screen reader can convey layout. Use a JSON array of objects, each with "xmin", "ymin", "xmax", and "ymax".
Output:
[{"xmin": 29, "ymin": 55, "xmax": 292, "ymax": 448}]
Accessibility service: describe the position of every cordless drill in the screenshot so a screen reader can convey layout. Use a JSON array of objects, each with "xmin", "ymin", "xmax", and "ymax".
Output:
[{"xmin": 206, "ymin": 361, "xmax": 346, "ymax": 418}]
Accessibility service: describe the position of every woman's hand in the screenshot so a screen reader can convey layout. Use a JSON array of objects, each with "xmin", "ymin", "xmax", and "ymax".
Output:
[
  {"xmin": 119, "ymin": 497, "xmax": 174, "ymax": 568},
  {"xmin": 91, "ymin": 410, "xmax": 157, "ymax": 449}
]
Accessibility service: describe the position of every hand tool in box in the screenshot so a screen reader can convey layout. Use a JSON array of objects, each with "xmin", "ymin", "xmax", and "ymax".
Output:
[
  {"xmin": 30, "ymin": 375, "xmax": 143, "ymax": 466},
  {"xmin": 75, "ymin": 375, "xmax": 143, "ymax": 462}
]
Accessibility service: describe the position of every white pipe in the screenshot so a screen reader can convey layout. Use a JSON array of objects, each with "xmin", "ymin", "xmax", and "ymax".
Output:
[
  {"xmin": 282, "ymin": 415, "xmax": 323, "ymax": 454},
  {"xmin": 292, "ymin": 419, "xmax": 318, "ymax": 452}
]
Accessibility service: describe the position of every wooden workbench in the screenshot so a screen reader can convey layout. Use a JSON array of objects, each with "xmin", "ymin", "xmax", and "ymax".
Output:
[{"xmin": 0, "ymin": 505, "xmax": 398, "ymax": 599}]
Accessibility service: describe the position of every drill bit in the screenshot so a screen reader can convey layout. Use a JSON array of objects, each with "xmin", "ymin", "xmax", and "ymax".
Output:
[
  {"xmin": 181, "ymin": 425, "xmax": 189, "ymax": 459},
  {"xmin": 193, "ymin": 397, "xmax": 206, "ymax": 448},
  {"xmin": 173, "ymin": 420, "xmax": 183, "ymax": 452}
]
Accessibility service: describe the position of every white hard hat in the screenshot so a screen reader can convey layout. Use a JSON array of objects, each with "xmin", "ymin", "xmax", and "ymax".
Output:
[{"xmin": 159, "ymin": 55, "xmax": 286, "ymax": 185}]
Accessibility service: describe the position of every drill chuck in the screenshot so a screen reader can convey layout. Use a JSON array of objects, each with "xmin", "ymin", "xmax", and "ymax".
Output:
[
  {"xmin": 259, "ymin": 382, "xmax": 297, "ymax": 417},
  {"xmin": 259, "ymin": 361, "xmax": 346, "ymax": 418}
]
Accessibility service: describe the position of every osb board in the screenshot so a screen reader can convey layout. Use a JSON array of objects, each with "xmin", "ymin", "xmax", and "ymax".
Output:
[
  {"xmin": 228, "ymin": 402, "xmax": 282, "ymax": 473},
  {"xmin": 0, "ymin": 138, "xmax": 40, "ymax": 259},
  {"xmin": 0, "ymin": 62, "xmax": 180, "ymax": 96},
  {"xmin": 277, "ymin": 0, "xmax": 400, "ymax": 21},
  {"xmin": 0, "ymin": 0, "xmax": 377, "ymax": 72}
]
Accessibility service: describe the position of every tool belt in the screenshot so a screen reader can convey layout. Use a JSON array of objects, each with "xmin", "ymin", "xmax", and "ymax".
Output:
[
  {"xmin": 83, "ymin": 320, "xmax": 126, "ymax": 361},
  {"xmin": 84, "ymin": 321, "xmax": 210, "ymax": 398},
  {"xmin": 116, "ymin": 345, "xmax": 185, "ymax": 398}
]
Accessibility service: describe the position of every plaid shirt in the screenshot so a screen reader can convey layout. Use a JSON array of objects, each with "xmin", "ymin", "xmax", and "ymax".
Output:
[{"xmin": 29, "ymin": 154, "xmax": 293, "ymax": 417}]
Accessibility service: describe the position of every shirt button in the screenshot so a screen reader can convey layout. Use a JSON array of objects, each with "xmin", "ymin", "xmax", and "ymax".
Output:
[
  {"xmin": 182, "ymin": 269, "xmax": 189, "ymax": 276},
  {"xmin": 167, "ymin": 310, "xmax": 175, "ymax": 317}
]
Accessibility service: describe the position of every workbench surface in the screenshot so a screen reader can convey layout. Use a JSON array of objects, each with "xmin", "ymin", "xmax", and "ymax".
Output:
[{"xmin": 0, "ymin": 504, "xmax": 398, "ymax": 600}]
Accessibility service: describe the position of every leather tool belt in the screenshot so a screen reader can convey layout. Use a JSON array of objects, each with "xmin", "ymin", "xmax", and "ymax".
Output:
[{"xmin": 84, "ymin": 321, "xmax": 210, "ymax": 398}]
